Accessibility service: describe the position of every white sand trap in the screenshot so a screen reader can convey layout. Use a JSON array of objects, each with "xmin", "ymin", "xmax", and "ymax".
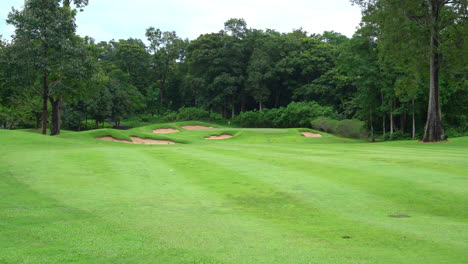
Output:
[
  {"xmin": 97, "ymin": 136, "xmax": 132, "ymax": 144},
  {"xmin": 205, "ymin": 134, "xmax": 233, "ymax": 140},
  {"xmin": 129, "ymin": 137, "xmax": 179, "ymax": 145},
  {"xmin": 97, "ymin": 136, "xmax": 179, "ymax": 145},
  {"xmin": 182, "ymin": 125, "xmax": 214, "ymax": 130},
  {"xmin": 153, "ymin": 128, "xmax": 180, "ymax": 134},
  {"xmin": 301, "ymin": 132, "xmax": 322, "ymax": 138}
]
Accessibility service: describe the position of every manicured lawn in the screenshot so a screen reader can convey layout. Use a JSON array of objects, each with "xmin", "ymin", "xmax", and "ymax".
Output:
[{"xmin": 1, "ymin": 122, "xmax": 467, "ymax": 263}]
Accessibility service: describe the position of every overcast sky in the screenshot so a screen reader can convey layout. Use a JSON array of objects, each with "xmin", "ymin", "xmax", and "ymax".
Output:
[{"xmin": 0, "ymin": 0, "xmax": 362, "ymax": 43}]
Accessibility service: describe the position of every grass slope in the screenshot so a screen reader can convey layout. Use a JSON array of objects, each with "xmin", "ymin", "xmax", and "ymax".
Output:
[{"xmin": 1, "ymin": 122, "xmax": 467, "ymax": 264}]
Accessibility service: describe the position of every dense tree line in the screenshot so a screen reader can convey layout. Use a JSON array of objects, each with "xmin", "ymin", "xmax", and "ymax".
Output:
[{"xmin": 0, "ymin": 0, "xmax": 466, "ymax": 141}]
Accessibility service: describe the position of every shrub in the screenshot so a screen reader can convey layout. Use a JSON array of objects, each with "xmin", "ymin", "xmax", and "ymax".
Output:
[
  {"xmin": 162, "ymin": 111, "xmax": 178, "ymax": 122},
  {"xmin": 311, "ymin": 117, "xmax": 367, "ymax": 139},
  {"xmin": 311, "ymin": 117, "xmax": 339, "ymax": 133},
  {"xmin": 209, "ymin": 112, "xmax": 223, "ymax": 121},
  {"xmin": 234, "ymin": 110, "xmax": 262, "ymax": 127},
  {"xmin": 177, "ymin": 107, "xmax": 210, "ymax": 121},
  {"xmin": 234, "ymin": 101, "xmax": 336, "ymax": 128},
  {"xmin": 383, "ymin": 131, "xmax": 412, "ymax": 141},
  {"xmin": 278, "ymin": 101, "xmax": 336, "ymax": 128}
]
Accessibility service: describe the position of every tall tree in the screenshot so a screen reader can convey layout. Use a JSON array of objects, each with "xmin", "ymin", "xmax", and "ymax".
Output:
[
  {"xmin": 352, "ymin": 0, "xmax": 467, "ymax": 141},
  {"xmin": 146, "ymin": 28, "xmax": 183, "ymax": 106},
  {"xmin": 7, "ymin": 0, "xmax": 92, "ymax": 135}
]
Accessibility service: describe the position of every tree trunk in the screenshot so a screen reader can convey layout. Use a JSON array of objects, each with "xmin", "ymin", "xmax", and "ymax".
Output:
[
  {"xmin": 383, "ymin": 115, "xmax": 386, "ymax": 136},
  {"xmin": 400, "ymin": 108, "xmax": 406, "ymax": 135},
  {"xmin": 240, "ymin": 87, "xmax": 245, "ymax": 113},
  {"xmin": 370, "ymin": 109, "xmax": 374, "ymax": 142},
  {"xmin": 95, "ymin": 119, "xmax": 98, "ymax": 129},
  {"xmin": 41, "ymin": 73, "xmax": 48, "ymax": 135},
  {"xmin": 35, "ymin": 113, "xmax": 41, "ymax": 130},
  {"xmin": 423, "ymin": 12, "xmax": 445, "ymax": 141},
  {"xmin": 381, "ymin": 91, "xmax": 385, "ymax": 135},
  {"xmin": 231, "ymin": 94, "xmax": 235, "ymax": 119},
  {"xmin": 259, "ymin": 100, "xmax": 263, "ymax": 111},
  {"xmin": 275, "ymin": 86, "xmax": 280, "ymax": 108},
  {"xmin": 49, "ymin": 97, "xmax": 62, "ymax": 136},
  {"xmin": 412, "ymin": 99, "xmax": 416, "ymax": 140},
  {"xmin": 390, "ymin": 107, "xmax": 394, "ymax": 135}
]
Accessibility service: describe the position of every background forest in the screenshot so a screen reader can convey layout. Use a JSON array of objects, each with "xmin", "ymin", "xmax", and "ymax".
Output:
[{"xmin": 0, "ymin": 0, "xmax": 467, "ymax": 141}]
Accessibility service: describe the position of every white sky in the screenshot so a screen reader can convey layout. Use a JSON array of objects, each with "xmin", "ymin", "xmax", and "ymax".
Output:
[{"xmin": 1, "ymin": 0, "xmax": 362, "ymax": 43}]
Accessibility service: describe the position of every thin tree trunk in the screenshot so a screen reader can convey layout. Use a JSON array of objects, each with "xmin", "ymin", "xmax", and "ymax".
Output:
[
  {"xmin": 95, "ymin": 119, "xmax": 98, "ymax": 129},
  {"xmin": 35, "ymin": 113, "xmax": 41, "ymax": 130},
  {"xmin": 370, "ymin": 109, "xmax": 374, "ymax": 142},
  {"xmin": 275, "ymin": 86, "xmax": 280, "ymax": 108},
  {"xmin": 240, "ymin": 87, "xmax": 245, "ymax": 113},
  {"xmin": 381, "ymin": 91, "xmax": 385, "ymax": 135},
  {"xmin": 401, "ymin": 107, "xmax": 406, "ymax": 135},
  {"xmin": 49, "ymin": 97, "xmax": 62, "ymax": 136},
  {"xmin": 423, "ymin": 9, "xmax": 445, "ymax": 141},
  {"xmin": 231, "ymin": 94, "xmax": 235, "ymax": 119},
  {"xmin": 259, "ymin": 100, "xmax": 263, "ymax": 111},
  {"xmin": 390, "ymin": 104, "xmax": 394, "ymax": 135},
  {"xmin": 412, "ymin": 99, "xmax": 416, "ymax": 139},
  {"xmin": 383, "ymin": 115, "xmax": 386, "ymax": 136},
  {"xmin": 41, "ymin": 73, "xmax": 48, "ymax": 135}
]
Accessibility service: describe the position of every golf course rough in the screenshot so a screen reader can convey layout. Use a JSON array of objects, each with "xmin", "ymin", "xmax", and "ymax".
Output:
[{"xmin": 0, "ymin": 122, "xmax": 467, "ymax": 264}]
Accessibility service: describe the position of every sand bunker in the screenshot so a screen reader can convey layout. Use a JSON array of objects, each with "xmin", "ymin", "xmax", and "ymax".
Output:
[
  {"xmin": 97, "ymin": 136, "xmax": 179, "ymax": 145},
  {"xmin": 152, "ymin": 128, "xmax": 180, "ymax": 134},
  {"xmin": 301, "ymin": 132, "xmax": 322, "ymax": 138},
  {"xmin": 97, "ymin": 136, "xmax": 132, "ymax": 144},
  {"xmin": 205, "ymin": 134, "xmax": 233, "ymax": 140},
  {"xmin": 129, "ymin": 137, "xmax": 179, "ymax": 145},
  {"xmin": 182, "ymin": 125, "xmax": 214, "ymax": 130}
]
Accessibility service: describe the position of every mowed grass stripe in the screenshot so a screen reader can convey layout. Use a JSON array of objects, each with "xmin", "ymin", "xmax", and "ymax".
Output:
[
  {"xmin": 163, "ymin": 145, "xmax": 467, "ymax": 249},
  {"xmin": 211, "ymin": 143, "xmax": 468, "ymax": 195},
  {"xmin": 141, "ymin": 146, "xmax": 466, "ymax": 261},
  {"xmin": 1, "ymin": 142, "xmax": 339, "ymax": 263},
  {"xmin": 199, "ymin": 145, "xmax": 467, "ymax": 219}
]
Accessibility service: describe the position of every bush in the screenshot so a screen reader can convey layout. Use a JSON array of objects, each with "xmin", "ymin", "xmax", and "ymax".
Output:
[
  {"xmin": 209, "ymin": 112, "xmax": 223, "ymax": 121},
  {"xmin": 382, "ymin": 131, "xmax": 412, "ymax": 141},
  {"xmin": 279, "ymin": 101, "xmax": 336, "ymax": 128},
  {"xmin": 234, "ymin": 101, "xmax": 336, "ymax": 128},
  {"xmin": 311, "ymin": 117, "xmax": 367, "ymax": 139},
  {"xmin": 310, "ymin": 117, "xmax": 339, "ymax": 133},
  {"xmin": 162, "ymin": 111, "xmax": 178, "ymax": 122},
  {"xmin": 177, "ymin": 107, "xmax": 210, "ymax": 121}
]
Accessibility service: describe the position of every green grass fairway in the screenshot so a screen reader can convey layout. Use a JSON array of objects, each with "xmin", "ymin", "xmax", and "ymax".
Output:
[{"xmin": 1, "ymin": 122, "xmax": 467, "ymax": 264}]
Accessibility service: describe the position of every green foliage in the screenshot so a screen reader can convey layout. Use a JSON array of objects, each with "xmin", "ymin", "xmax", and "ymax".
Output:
[
  {"xmin": 311, "ymin": 117, "xmax": 367, "ymax": 139},
  {"xmin": 235, "ymin": 101, "xmax": 336, "ymax": 128},
  {"xmin": 177, "ymin": 107, "xmax": 211, "ymax": 121},
  {"xmin": 161, "ymin": 111, "xmax": 178, "ymax": 122},
  {"xmin": 382, "ymin": 131, "xmax": 412, "ymax": 141},
  {"xmin": 209, "ymin": 112, "xmax": 223, "ymax": 121},
  {"xmin": 280, "ymin": 101, "xmax": 336, "ymax": 127}
]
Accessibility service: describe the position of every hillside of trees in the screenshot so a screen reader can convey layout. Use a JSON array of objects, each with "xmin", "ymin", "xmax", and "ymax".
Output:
[{"xmin": 0, "ymin": 0, "xmax": 466, "ymax": 141}]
